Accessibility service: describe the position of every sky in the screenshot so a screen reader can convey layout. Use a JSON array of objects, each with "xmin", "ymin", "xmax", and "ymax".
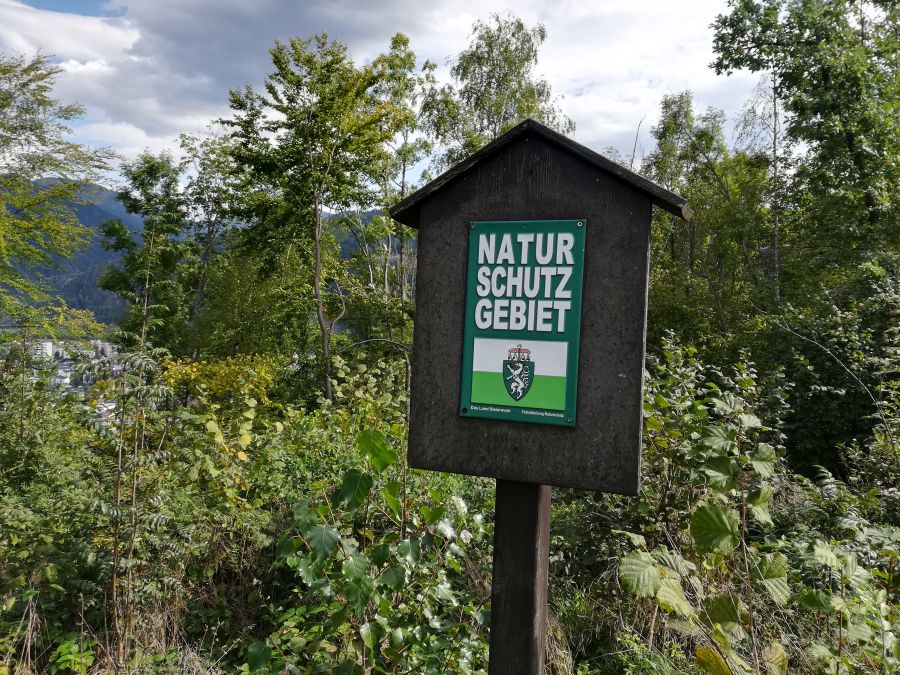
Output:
[{"xmin": 0, "ymin": 0, "xmax": 759, "ymax": 170}]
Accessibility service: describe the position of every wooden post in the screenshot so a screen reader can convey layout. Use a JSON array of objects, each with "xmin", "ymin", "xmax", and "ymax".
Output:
[{"xmin": 489, "ymin": 480, "xmax": 551, "ymax": 674}]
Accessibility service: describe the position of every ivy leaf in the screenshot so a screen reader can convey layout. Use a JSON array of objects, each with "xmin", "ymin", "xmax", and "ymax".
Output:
[
  {"xmin": 305, "ymin": 524, "xmax": 340, "ymax": 562},
  {"xmin": 752, "ymin": 552, "xmax": 790, "ymax": 605},
  {"xmin": 619, "ymin": 551, "xmax": 661, "ymax": 598},
  {"xmin": 331, "ymin": 469, "xmax": 374, "ymax": 511},
  {"xmin": 761, "ymin": 641, "xmax": 789, "ymax": 675},
  {"xmin": 695, "ymin": 645, "xmax": 734, "ymax": 675},
  {"xmin": 749, "ymin": 444, "xmax": 776, "ymax": 478},
  {"xmin": 656, "ymin": 578, "xmax": 696, "ymax": 618},
  {"xmin": 690, "ymin": 505, "xmax": 740, "ymax": 554},
  {"xmin": 357, "ymin": 429, "xmax": 398, "ymax": 473}
]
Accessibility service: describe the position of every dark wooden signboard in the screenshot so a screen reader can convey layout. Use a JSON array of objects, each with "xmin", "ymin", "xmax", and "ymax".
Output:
[{"xmin": 391, "ymin": 118, "xmax": 690, "ymax": 674}]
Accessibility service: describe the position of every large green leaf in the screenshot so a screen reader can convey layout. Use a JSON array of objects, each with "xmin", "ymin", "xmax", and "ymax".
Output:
[
  {"xmin": 619, "ymin": 551, "xmax": 661, "ymax": 598},
  {"xmin": 305, "ymin": 524, "xmax": 340, "ymax": 562},
  {"xmin": 695, "ymin": 645, "xmax": 733, "ymax": 675},
  {"xmin": 379, "ymin": 564, "xmax": 407, "ymax": 591},
  {"xmin": 749, "ymin": 443, "xmax": 776, "ymax": 478},
  {"xmin": 691, "ymin": 505, "xmax": 740, "ymax": 554},
  {"xmin": 656, "ymin": 577, "xmax": 696, "ymax": 618},
  {"xmin": 702, "ymin": 593, "xmax": 748, "ymax": 643},
  {"xmin": 360, "ymin": 621, "xmax": 385, "ymax": 651},
  {"xmin": 703, "ymin": 456, "xmax": 739, "ymax": 491},
  {"xmin": 812, "ymin": 540, "xmax": 840, "ymax": 568},
  {"xmin": 752, "ymin": 552, "xmax": 790, "ymax": 605},
  {"xmin": 381, "ymin": 482, "xmax": 402, "ymax": 519},
  {"xmin": 357, "ymin": 429, "xmax": 398, "ymax": 473},
  {"xmin": 291, "ymin": 501, "xmax": 317, "ymax": 531},
  {"xmin": 331, "ymin": 469, "xmax": 374, "ymax": 511},
  {"xmin": 704, "ymin": 425, "xmax": 737, "ymax": 451},
  {"xmin": 342, "ymin": 553, "xmax": 375, "ymax": 615},
  {"xmin": 246, "ymin": 642, "xmax": 272, "ymax": 672},
  {"xmin": 798, "ymin": 589, "xmax": 843, "ymax": 614},
  {"xmin": 747, "ymin": 484, "xmax": 773, "ymax": 526},
  {"xmin": 652, "ymin": 548, "xmax": 695, "ymax": 577}
]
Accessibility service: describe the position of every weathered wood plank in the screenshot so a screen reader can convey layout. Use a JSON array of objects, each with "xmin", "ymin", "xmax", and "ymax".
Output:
[{"xmin": 488, "ymin": 480, "xmax": 551, "ymax": 674}]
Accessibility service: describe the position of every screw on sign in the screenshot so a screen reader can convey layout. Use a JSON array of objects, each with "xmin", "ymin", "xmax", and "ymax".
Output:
[{"xmin": 391, "ymin": 119, "xmax": 690, "ymax": 673}]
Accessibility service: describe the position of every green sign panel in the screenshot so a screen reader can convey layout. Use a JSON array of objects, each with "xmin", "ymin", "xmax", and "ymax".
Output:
[{"xmin": 460, "ymin": 220, "xmax": 586, "ymax": 427}]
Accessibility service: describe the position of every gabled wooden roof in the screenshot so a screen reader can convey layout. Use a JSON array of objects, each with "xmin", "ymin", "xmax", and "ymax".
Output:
[{"xmin": 390, "ymin": 118, "xmax": 692, "ymax": 227}]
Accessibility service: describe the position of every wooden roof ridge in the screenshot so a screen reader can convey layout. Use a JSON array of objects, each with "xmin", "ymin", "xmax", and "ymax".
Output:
[{"xmin": 389, "ymin": 117, "xmax": 692, "ymax": 226}]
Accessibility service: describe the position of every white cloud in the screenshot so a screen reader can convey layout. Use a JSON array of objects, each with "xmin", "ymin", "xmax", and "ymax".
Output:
[{"xmin": 0, "ymin": 0, "xmax": 760, "ymax": 166}]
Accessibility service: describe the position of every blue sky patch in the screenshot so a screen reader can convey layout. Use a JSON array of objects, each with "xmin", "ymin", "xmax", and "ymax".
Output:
[{"xmin": 24, "ymin": 1, "xmax": 125, "ymax": 17}]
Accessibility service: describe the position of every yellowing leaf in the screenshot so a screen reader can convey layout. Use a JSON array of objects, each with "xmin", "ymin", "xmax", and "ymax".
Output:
[
  {"xmin": 237, "ymin": 451, "xmax": 249, "ymax": 462},
  {"xmin": 695, "ymin": 645, "xmax": 734, "ymax": 675},
  {"xmin": 762, "ymin": 642, "xmax": 789, "ymax": 675},
  {"xmin": 238, "ymin": 432, "xmax": 252, "ymax": 447}
]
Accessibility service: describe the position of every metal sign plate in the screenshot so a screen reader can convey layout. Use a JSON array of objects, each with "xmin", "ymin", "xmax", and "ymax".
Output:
[{"xmin": 459, "ymin": 220, "xmax": 586, "ymax": 427}]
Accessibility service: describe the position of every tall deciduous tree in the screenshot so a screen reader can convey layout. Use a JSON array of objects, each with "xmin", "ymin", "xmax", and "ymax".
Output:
[
  {"xmin": 712, "ymin": 0, "xmax": 899, "ymax": 289},
  {"xmin": 643, "ymin": 92, "xmax": 771, "ymax": 357},
  {"xmin": 179, "ymin": 131, "xmax": 241, "ymax": 321},
  {"xmin": 0, "ymin": 52, "xmax": 111, "ymax": 315},
  {"xmin": 225, "ymin": 34, "xmax": 399, "ymax": 399},
  {"xmin": 422, "ymin": 12, "xmax": 574, "ymax": 168},
  {"xmin": 99, "ymin": 152, "xmax": 192, "ymax": 349}
]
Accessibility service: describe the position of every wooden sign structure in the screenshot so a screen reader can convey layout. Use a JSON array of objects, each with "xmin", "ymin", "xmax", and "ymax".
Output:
[{"xmin": 391, "ymin": 119, "xmax": 690, "ymax": 673}]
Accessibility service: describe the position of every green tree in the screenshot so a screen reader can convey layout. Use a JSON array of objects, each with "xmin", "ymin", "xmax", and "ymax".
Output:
[
  {"xmin": 422, "ymin": 12, "xmax": 574, "ymax": 168},
  {"xmin": 712, "ymin": 0, "xmax": 900, "ymax": 470},
  {"xmin": 0, "ymin": 52, "xmax": 111, "ymax": 315},
  {"xmin": 179, "ymin": 131, "xmax": 241, "ymax": 323},
  {"xmin": 643, "ymin": 92, "xmax": 771, "ymax": 360},
  {"xmin": 712, "ymin": 0, "xmax": 899, "ymax": 289},
  {"xmin": 225, "ymin": 34, "xmax": 399, "ymax": 399},
  {"xmin": 98, "ymin": 152, "xmax": 192, "ymax": 350}
]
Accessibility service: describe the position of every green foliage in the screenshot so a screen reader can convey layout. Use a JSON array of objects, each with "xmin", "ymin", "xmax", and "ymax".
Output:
[
  {"xmin": 3, "ymin": 7, "xmax": 900, "ymax": 674},
  {"xmin": 0, "ymin": 52, "xmax": 111, "ymax": 316},
  {"xmin": 98, "ymin": 151, "xmax": 193, "ymax": 349},
  {"xmin": 421, "ymin": 11, "xmax": 573, "ymax": 168},
  {"xmin": 607, "ymin": 337, "xmax": 900, "ymax": 674}
]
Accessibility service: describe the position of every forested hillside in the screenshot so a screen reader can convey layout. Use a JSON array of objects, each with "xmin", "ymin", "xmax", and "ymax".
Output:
[{"xmin": 1, "ymin": 3, "xmax": 897, "ymax": 674}]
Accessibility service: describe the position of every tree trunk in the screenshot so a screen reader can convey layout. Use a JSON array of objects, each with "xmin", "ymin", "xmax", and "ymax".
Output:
[{"xmin": 313, "ymin": 202, "xmax": 333, "ymax": 400}]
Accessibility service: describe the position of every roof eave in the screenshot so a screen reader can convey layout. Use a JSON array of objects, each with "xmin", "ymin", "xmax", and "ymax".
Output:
[{"xmin": 390, "ymin": 118, "xmax": 691, "ymax": 226}]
